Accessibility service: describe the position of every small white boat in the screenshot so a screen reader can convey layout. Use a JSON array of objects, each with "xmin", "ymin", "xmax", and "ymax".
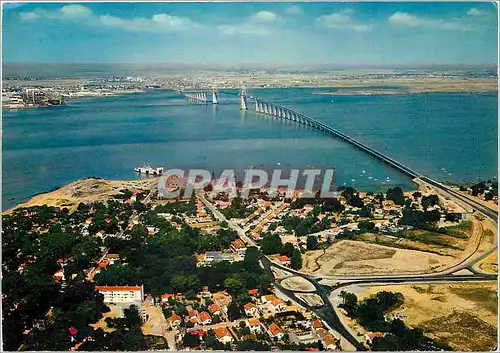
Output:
[{"xmin": 134, "ymin": 165, "xmax": 164, "ymax": 175}]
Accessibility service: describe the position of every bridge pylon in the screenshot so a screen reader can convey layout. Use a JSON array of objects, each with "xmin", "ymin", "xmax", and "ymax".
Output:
[
  {"xmin": 239, "ymin": 87, "xmax": 248, "ymax": 110},
  {"xmin": 212, "ymin": 88, "xmax": 219, "ymax": 104}
]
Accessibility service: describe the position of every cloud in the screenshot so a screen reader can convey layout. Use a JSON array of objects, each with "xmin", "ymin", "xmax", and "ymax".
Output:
[
  {"xmin": 99, "ymin": 13, "xmax": 197, "ymax": 33},
  {"xmin": 284, "ymin": 5, "xmax": 303, "ymax": 15},
  {"xmin": 467, "ymin": 8, "xmax": 487, "ymax": 16},
  {"xmin": 316, "ymin": 11, "xmax": 373, "ymax": 32},
  {"xmin": 217, "ymin": 24, "xmax": 271, "ymax": 36},
  {"xmin": 251, "ymin": 11, "xmax": 278, "ymax": 23},
  {"xmin": 19, "ymin": 11, "xmax": 39, "ymax": 21},
  {"xmin": 19, "ymin": 5, "xmax": 198, "ymax": 33},
  {"xmin": 217, "ymin": 11, "xmax": 278, "ymax": 36},
  {"xmin": 59, "ymin": 4, "xmax": 92, "ymax": 19},
  {"xmin": 388, "ymin": 12, "xmax": 469, "ymax": 31}
]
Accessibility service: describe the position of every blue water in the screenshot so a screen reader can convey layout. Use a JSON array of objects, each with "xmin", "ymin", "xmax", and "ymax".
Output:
[{"xmin": 2, "ymin": 89, "xmax": 497, "ymax": 209}]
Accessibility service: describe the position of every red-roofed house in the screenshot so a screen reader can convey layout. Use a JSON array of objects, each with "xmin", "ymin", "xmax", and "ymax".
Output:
[
  {"xmin": 189, "ymin": 316, "xmax": 200, "ymax": 326},
  {"xmin": 198, "ymin": 311, "xmax": 212, "ymax": 325},
  {"xmin": 268, "ymin": 323, "xmax": 284, "ymax": 340},
  {"xmin": 364, "ymin": 332, "xmax": 384, "ymax": 344},
  {"xmin": 187, "ymin": 309, "xmax": 199, "ymax": 319},
  {"xmin": 98, "ymin": 260, "xmax": 110, "ymax": 270},
  {"xmin": 230, "ymin": 239, "xmax": 247, "ymax": 258},
  {"xmin": 246, "ymin": 318, "xmax": 263, "ymax": 334},
  {"xmin": 243, "ymin": 303, "xmax": 259, "ymax": 317},
  {"xmin": 54, "ymin": 269, "xmax": 65, "ymax": 281},
  {"xmin": 208, "ymin": 303, "xmax": 221, "ymax": 316},
  {"xmin": 248, "ymin": 288, "xmax": 259, "ymax": 296},
  {"xmin": 162, "ymin": 293, "xmax": 175, "ymax": 303},
  {"xmin": 312, "ymin": 320, "xmax": 323, "ymax": 330},
  {"xmin": 323, "ymin": 335, "xmax": 337, "ymax": 350},
  {"xmin": 168, "ymin": 313, "xmax": 182, "ymax": 329},
  {"xmin": 277, "ymin": 255, "xmax": 291, "ymax": 266},
  {"xmin": 105, "ymin": 253, "xmax": 120, "ymax": 264},
  {"xmin": 214, "ymin": 327, "xmax": 233, "ymax": 344}
]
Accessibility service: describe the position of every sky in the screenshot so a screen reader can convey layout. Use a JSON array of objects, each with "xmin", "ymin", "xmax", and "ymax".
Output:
[{"xmin": 2, "ymin": 1, "xmax": 498, "ymax": 66}]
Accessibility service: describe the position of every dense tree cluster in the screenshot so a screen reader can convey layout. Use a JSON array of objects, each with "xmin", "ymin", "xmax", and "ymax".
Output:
[
  {"xmin": 399, "ymin": 209, "xmax": 441, "ymax": 229},
  {"xmin": 281, "ymin": 214, "xmax": 329, "ymax": 237},
  {"xmin": 3, "ymin": 199, "xmax": 273, "ymax": 351},
  {"xmin": 386, "ymin": 187, "xmax": 405, "ymax": 206},
  {"xmin": 340, "ymin": 187, "xmax": 365, "ymax": 208},
  {"xmin": 2, "ymin": 205, "xmax": 120, "ymax": 350},
  {"xmin": 96, "ymin": 222, "xmax": 271, "ymax": 297},
  {"xmin": 79, "ymin": 305, "xmax": 148, "ymax": 351},
  {"xmin": 339, "ymin": 291, "xmax": 449, "ymax": 351},
  {"xmin": 219, "ymin": 196, "xmax": 255, "ymax": 219}
]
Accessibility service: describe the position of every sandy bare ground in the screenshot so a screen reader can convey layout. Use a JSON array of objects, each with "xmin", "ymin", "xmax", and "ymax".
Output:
[
  {"xmin": 90, "ymin": 304, "xmax": 122, "ymax": 332},
  {"xmin": 280, "ymin": 276, "xmax": 316, "ymax": 292},
  {"xmin": 142, "ymin": 303, "xmax": 167, "ymax": 336},
  {"xmin": 477, "ymin": 251, "xmax": 498, "ymax": 274},
  {"xmin": 303, "ymin": 211, "xmax": 495, "ymax": 277},
  {"xmin": 302, "ymin": 240, "xmax": 455, "ymax": 276},
  {"xmin": 355, "ymin": 282, "xmax": 498, "ymax": 351},
  {"xmin": 4, "ymin": 177, "xmax": 158, "ymax": 213}
]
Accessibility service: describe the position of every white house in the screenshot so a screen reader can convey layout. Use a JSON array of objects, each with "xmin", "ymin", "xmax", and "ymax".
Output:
[
  {"xmin": 243, "ymin": 303, "xmax": 259, "ymax": 317},
  {"xmin": 246, "ymin": 318, "xmax": 263, "ymax": 334},
  {"xmin": 95, "ymin": 285, "xmax": 144, "ymax": 304}
]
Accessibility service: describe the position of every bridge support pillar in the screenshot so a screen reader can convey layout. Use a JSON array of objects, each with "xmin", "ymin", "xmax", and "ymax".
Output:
[
  {"xmin": 212, "ymin": 89, "xmax": 218, "ymax": 104},
  {"xmin": 240, "ymin": 88, "xmax": 248, "ymax": 110}
]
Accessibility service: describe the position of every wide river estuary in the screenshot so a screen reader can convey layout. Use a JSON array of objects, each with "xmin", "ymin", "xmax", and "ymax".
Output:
[{"xmin": 2, "ymin": 88, "xmax": 498, "ymax": 209}]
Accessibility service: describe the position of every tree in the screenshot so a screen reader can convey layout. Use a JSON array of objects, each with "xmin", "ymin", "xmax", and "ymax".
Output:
[
  {"xmin": 237, "ymin": 340, "xmax": 271, "ymax": 351},
  {"xmin": 349, "ymin": 195, "xmax": 364, "ymax": 208},
  {"xmin": 224, "ymin": 276, "xmax": 245, "ymax": 296},
  {"xmin": 359, "ymin": 206, "xmax": 372, "ymax": 218},
  {"xmin": 290, "ymin": 249, "xmax": 302, "ymax": 270},
  {"xmin": 372, "ymin": 334, "xmax": 400, "ymax": 351},
  {"xmin": 182, "ymin": 333, "xmax": 200, "ymax": 348},
  {"xmin": 386, "ymin": 187, "xmax": 405, "ymax": 206},
  {"xmin": 421, "ymin": 194, "xmax": 440, "ymax": 210},
  {"xmin": 306, "ymin": 236, "xmax": 318, "ymax": 250},
  {"xmin": 321, "ymin": 198, "xmax": 344, "ymax": 213},
  {"xmin": 341, "ymin": 187, "xmax": 357, "ymax": 203},
  {"xmin": 339, "ymin": 291, "xmax": 358, "ymax": 314},
  {"xmin": 390, "ymin": 318, "xmax": 407, "ymax": 337},
  {"xmin": 261, "ymin": 233, "xmax": 283, "ymax": 255},
  {"xmin": 124, "ymin": 305, "xmax": 142, "ymax": 329},
  {"xmin": 358, "ymin": 220, "xmax": 375, "ymax": 232},
  {"xmin": 281, "ymin": 242, "xmax": 295, "ymax": 257},
  {"xmin": 227, "ymin": 302, "xmax": 242, "ymax": 320},
  {"xmin": 244, "ymin": 246, "xmax": 260, "ymax": 268}
]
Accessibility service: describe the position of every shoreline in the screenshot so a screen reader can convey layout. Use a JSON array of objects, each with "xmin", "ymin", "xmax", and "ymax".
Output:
[
  {"xmin": 4, "ymin": 175, "xmax": 491, "ymax": 215},
  {"xmin": 2, "ymin": 88, "xmax": 149, "ymax": 110}
]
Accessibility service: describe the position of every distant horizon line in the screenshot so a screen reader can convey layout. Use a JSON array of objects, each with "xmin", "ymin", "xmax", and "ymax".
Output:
[{"xmin": 3, "ymin": 61, "xmax": 497, "ymax": 69}]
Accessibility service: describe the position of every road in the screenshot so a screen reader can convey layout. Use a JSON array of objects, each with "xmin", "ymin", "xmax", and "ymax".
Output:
[
  {"xmin": 198, "ymin": 193, "xmax": 257, "ymax": 247},
  {"xmin": 198, "ymin": 191, "xmax": 497, "ymax": 351}
]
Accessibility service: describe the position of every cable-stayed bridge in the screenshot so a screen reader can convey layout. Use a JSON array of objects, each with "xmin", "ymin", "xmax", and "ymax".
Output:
[{"xmin": 178, "ymin": 87, "xmax": 498, "ymax": 222}]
